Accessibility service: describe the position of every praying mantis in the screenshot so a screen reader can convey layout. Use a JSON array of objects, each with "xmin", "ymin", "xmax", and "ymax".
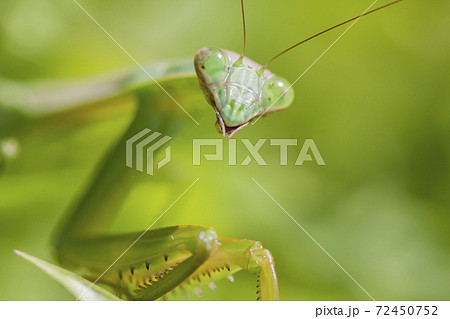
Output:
[{"xmin": 12, "ymin": 0, "xmax": 404, "ymax": 300}]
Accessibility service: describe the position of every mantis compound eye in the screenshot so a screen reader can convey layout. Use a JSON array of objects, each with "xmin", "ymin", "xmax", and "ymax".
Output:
[
  {"xmin": 261, "ymin": 76, "xmax": 294, "ymax": 113},
  {"xmin": 194, "ymin": 47, "xmax": 230, "ymax": 85}
]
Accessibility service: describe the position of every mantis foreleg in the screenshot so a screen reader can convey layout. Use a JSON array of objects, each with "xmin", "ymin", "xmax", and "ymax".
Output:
[{"xmin": 49, "ymin": 62, "xmax": 278, "ymax": 300}]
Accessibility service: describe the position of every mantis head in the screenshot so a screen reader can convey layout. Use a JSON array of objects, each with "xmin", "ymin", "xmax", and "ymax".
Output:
[{"xmin": 194, "ymin": 46, "xmax": 294, "ymax": 137}]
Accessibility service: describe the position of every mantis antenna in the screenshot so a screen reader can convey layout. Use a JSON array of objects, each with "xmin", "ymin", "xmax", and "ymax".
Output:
[
  {"xmin": 263, "ymin": 0, "xmax": 404, "ymax": 68},
  {"xmin": 240, "ymin": 0, "xmax": 247, "ymax": 58}
]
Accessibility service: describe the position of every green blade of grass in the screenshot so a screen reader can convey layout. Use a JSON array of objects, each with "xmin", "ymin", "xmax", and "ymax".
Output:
[{"xmin": 14, "ymin": 250, "xmax": 121, "ymax": 301}]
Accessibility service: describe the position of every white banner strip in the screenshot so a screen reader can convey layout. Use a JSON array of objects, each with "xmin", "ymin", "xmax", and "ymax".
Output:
[{"xmin": 2, "ymin": 301, "xmax": 449, "ymax": 319}]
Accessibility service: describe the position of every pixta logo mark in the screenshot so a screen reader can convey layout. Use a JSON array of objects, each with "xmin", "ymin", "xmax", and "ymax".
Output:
[{"xmin": 126, "ymin": 129, "xmax": 172, "ymax": 176}]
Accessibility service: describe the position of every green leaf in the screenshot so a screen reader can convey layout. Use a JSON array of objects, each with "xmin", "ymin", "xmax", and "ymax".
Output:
[{"xmin": 14, "ymin": 250, "xmax": 121, "ymax": 301}]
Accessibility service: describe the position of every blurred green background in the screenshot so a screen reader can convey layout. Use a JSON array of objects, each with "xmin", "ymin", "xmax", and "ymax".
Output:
[{"xmin": 0, "ymin": 0, "xmax": 449, "ymax": 300}]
